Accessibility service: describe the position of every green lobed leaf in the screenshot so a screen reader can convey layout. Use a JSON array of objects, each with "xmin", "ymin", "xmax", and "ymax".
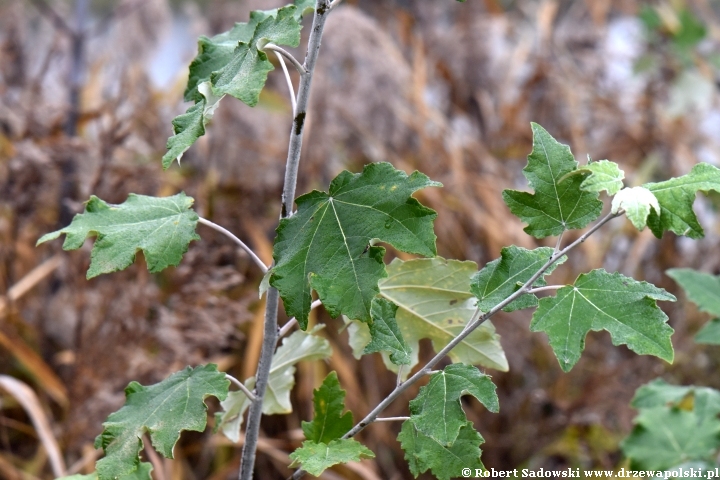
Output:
[
  {"xmin": 363, "ymin": 298, "xmax": 412, "ymax": 365},
  {"xmin": 37, "ymin": 193, "xmax": 199, "ymax": 279},
  {"xmin": 211, "ymin": 6, "xmax": 301, "ymax": 105},
  {"xmin": 378, "ymin": 257, "xmax": 508, "ymax": 373},
  {"xmin": 289, "ymin": 439, "xmax": 375, "ymax": 476},
  {"xmin": 271, "ymin": 162, "xmax": 441, "ymax": 328},
  {"xmin": 644, "ymin": 163, "xmax": 720, "ymax": 239},
  {"xmin": 695, "ymin": 318, "xmax": 720, "ymax": 345},
  {"xmin": 215, "ymin": 326, "xmax": 331, "ymax": 442},
  {"xmin": 470, "ymin": 246, "xmax": 566, "ymax": 313},
  {"xmin": 289, "ymin": 371, "xmax": 375, "ymax": 476},
  {"xmin": 530, "ymin": 269, "xmax": 676, "ymax": 372},
  {"xmin": 302, "ymin": 371, "xmax": 353, "ymax": 444},
  {"xmin": 93, "ymin": 365, "xmax": 228, "ymax": 480},
  {"xmin": 611, "ymin": 186, "xmax": 660, "ymax": 231},
  {"xmin": 631, "ymin": 378, "xmax": 720, "ymax": 421},
  {"xmin": 409, "ymin": 364, "xmax": 498, "ymax": 446},
  {"xmin": 398, "ymin": 420, "xmax": 485, "ymax": 480},
  {"xmin": 163, "ymin": 82, "xmax": 223, "ymax": 169},
  {"xmin": 502, "ymin": 123, "xmax": 603, "ymax": 238},
  {"xmin": 57, "ymin": 463, "xmax": 153, "ymax": 480}
]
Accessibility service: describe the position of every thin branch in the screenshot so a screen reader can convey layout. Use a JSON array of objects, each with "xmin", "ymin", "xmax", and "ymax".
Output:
[
  {"xmin": 264, "ymin": 43, "xmax": 307, "ymax": 75},
  {"xmin": 329, "ymin": 0, "xmax": 344, "ymax": 10},
  {"xmin": 290, "ymin": 211, "xmax": 623, "ymax": 480},
  {"xmin": 374, "ymin": 417, "xmax": 409, "ymax": 422},
  {"xmin": 226, "ymin": 374, "xmax": 257, "ymax": 402},
  {"xmin": 527, "ymin": 285, "xmax": 564, "ymax": 295},
  {"xmin": 277, "ymin": 299, "xmax": 322, "ymax": 339},
  {"xmin": 197, "ymin": 217, "xmax": 268, "ymax": 274},
  {"xmin": 273, "ymin": 51, "xmax": 297, "ymax": 115},
  {"xmin": 240, "ymin": 2, "xmax": 332, "ymax": 479}
]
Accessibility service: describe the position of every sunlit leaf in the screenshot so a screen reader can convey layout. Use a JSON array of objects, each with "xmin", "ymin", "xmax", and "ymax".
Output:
[{"xmin": 611, "ymin": 187, "xmax": 660, "ymax": 230}]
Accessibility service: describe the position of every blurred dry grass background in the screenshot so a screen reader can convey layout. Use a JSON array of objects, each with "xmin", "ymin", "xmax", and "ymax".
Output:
[{"xmin": 1, "ymin": 0, "xmax": 720, "ymax": 478}]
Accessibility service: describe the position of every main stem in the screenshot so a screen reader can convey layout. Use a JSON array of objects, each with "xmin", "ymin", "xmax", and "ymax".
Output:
[
  {"xmin": 239, "ymin": 2, "xmax": 331, "ymax": 480},
  {"xmin": 290, "ymin": 211, "xmax": 621, "ymax": 479}
]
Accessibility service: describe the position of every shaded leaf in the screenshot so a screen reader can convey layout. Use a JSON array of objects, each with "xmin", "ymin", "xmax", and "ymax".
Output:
[
  {"xmin": 37, "ymin": 193, "xmax": 199, "ymax": 279},
  {"xmin": 667, "ymin": 268, "xmax": 720, "ymax": 317},
  {"xmin": 502, "ymin": 123, "xmax": 603, "ymax": 238},
  {"xmin": 398, "ymin": 420, "xmax": 484, "ymax": 480},
  {"xmin": 93, "ymin": 365, "xmax": 228, "ymax": 480},
  {"xmin": 631, "ymin": 378, "xmax": 720, "ymax": 421},
  {"xmin": 378, "ymin": 257, "xmax": 508, "ymax": 372},
  {"xmin": 215, "ymin": 326, "xmax": 331, "ymax": 442},
  {"xmin": 645, "ymin": 163, "xmax": 720, "ymax": 239},
  {"xmin": 611, "ymin": 187, "xmax": 660, "ymax": 231},
  {"xmin": 530, "ymin": 269, "xmax": 676, "ymax": 372},
  {"xmin": 470, "ymin": 246, "xmax": 566, "ymax": 313},
  {"xmin": 363, "ymin": 298, "xmax": 412, "ymax": 365},
  {"xmin": 289, "ymin": 439, "xmax": 374, "ymax": 476},
  {"xmin": 57, "ymin": 463, "xmax": 153, "ymax": 480},
  {"xmin": 271, "ymin": 162, "xmax": 441, "ymax": 328},
  {"xmin": 695, "ymin": 318, "xmax": 720, "ymax": 345},
  {"xmin": 409, "ymin": 364, "xmax": 498, "ymax": 446},
  {"xmin": 302, "ymin": 371, "xmax": 352, "ymax": 444}
]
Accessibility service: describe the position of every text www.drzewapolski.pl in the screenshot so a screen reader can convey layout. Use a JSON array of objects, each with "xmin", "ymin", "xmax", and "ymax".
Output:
[{"xmin": 461, "ymin": 467, "xmax": 720, "ymax": 478}]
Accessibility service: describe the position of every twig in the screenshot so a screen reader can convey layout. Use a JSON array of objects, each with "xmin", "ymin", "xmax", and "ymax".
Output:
[
  {"xmin": 374, "ymin": 417, "xmax": 409, "ymax": 422},
  {"xmin": 554, "ymin": 231, "xmax": 564, "ymax": 254},
  {"xmin": 277, "ymin": 299, "xmax": 322, "ymax": 339},
  {"xmin": 290, "ymin": 211, "xmax": 622, "ymax": 480},
  {"xmin": 240, "ymin": 2, "xmax": 332, "ymax": 479},
  {"xmin": 226, "ymin": 374, "xmax": 257, "ymax": 402},
  {"xmin": 526, "ymin": 285, "xmax": 563, "ymax": 295},
  {"xmin": 264, "ymin": 43, "xmax": 307, "ymax": 76},
  {"xmin": 197, "ymin": 217, "xmax": 268, "ymax": 274},
  {"xmin": 273, "ymin": 51, "xmax": 298, "ymax": 116},
  {"xmin": 329, "ymin": 0, "xmax": 344, "ymax": 10}
]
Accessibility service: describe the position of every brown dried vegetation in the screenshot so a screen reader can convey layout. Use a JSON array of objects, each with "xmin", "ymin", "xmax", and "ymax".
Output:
[{"xmin": 1, "ymin": 0, "xmax": 720, "ymax": 478}]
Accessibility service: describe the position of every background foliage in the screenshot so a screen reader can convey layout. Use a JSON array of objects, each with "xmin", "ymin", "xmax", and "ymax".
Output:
[{"xmin": 1, "ymin": 0, "xmax": 720, "ymax": 478}]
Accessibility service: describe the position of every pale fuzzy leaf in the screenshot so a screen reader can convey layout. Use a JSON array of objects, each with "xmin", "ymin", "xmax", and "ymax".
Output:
[
  {"xmin": 379, "ymin": 257, "xmax": 508, "ymax": 372},
  {"xmin": 409, "ymin": 364, "xmax": 498, "ymax": 446},
  {"xmin": 289, "ymin": 439, "xmax": 375, "ymax": 477},
  {"xmin": 272, "ymin": 163, "xmax": 441, "ymax": 328},
  {"xmin": 531, "ymin": 269, "xmax": 676, "ymax": 372},
  {"xmin": 578, "ymin": 159, "xmax": 625, "ymax": 195},
  {"xmin": 645, "ymin": 163, "xmax": 720, "ymax": 239},
  {"xmin": 37, "ymin": 193, "xmax": 199, "ymax": 279},
  {"xmin": 93, "ymin": 365, "xmax": 228, "ymax": 480},
  {"xmin": 398, "ymin": 420, "xmax": 484, "ymax": 480},
  {"xmin": 611, "ymin": 186, "xmax": 660, "ymax": 230},
  {"xmin": 364, "ymin": 298, "xmax": 412, "ymax": 365},
  {"xmin": 470, "ymin": 246, "xmax": 566, "ymax": 313},
  {"xmin": 214, "ymin": 327, "xmax": 331, "ymax": 442},
  {"xmin": 502, "ymin": 123, "xmax": 603, "ymax": 238}
]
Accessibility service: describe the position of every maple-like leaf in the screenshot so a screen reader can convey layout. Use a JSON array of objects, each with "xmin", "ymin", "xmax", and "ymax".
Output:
[
  {"xmin": 558, "ymin": 159, "xmax": 625, "ymax": 196},
  {"xmin": 377, "ymin": 257, "xmax": 508, "ymax": 373},
  {"xmin": 644, "ymin": 163, "xmax": 720, "ymax": 238},
  {"xmin": 470, "ymin": 246, "xmax": 566, "ymax": 313},
  {"xmin": 409, "ymin": 364, "xmax": 498, "ymax": 446},
  {"xmin": 93, "ymin": 365, "xmax": 228, "ymax": 480},
  {"xmin": 363, "ymin": 298, "xmax": 412, "ymax": 365},
  {"xmin": 398, "ymin": 420, "xmax": 485, "ymax": 480},
  {"xmin": 530, "ymin": 269, "xmax": 676, "ymax": 372},
  {"xmin": 37, "ymin": 193, "xmax": 199, "ymax": 278},
  {"xmin": 502, "ymin": 123, "xmax": 603, "ymax": 238},
  {"xmin": 271, "ymin": 162, "xmax": 441, "ymax": 328},
  {"xmin": 289, "ymin": 439, "xmax": 375, "ymax": 477}
]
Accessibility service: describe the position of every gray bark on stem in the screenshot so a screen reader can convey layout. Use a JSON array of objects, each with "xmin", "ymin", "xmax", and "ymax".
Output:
[{"xmin": 240, "ymin": 2, "xmax": 332, "ymax": 479}]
